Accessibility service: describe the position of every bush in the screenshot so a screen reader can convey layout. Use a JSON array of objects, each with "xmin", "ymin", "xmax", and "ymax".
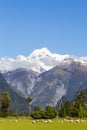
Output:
[
  {"xmin": 59, "ymin": 107, "xmax": 66, "ymax": 118},
  {"xmin": 0, "ymin": 109, "xmax": 9, "ymax": 117},
  {"xmin": 31, "ymin": 110, "xmax": 44, "ymax": 119},
  {"xmin": 59, "ymin": 101, "xmax": 71, "ymax": 118},
  {"xmin": 71, "ymin": 104, "xmax": 86, "ymax": 118},
  {"xmin": 31, "ymin": 105, "xmax": 57, "ymax": 119},
  {"xmin": 43, "ymin": 105, "xmax": 58, "ymax": 119}
]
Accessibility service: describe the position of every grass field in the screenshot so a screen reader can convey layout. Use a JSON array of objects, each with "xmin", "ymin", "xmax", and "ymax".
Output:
[{"xmin": 0, "ymin": 117, "xmax": 87, "ymax": 130}]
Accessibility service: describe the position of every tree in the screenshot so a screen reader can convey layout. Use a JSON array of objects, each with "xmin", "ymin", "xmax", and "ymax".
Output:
[
  {"xmin": 59, "ymin": 101, "xmax": 71, "ymax": 117},
  {"xmin": 31, "ymin": 105, "xmax": 44, "ymax": 119},
  {"xmin": 58, "ymin": 90, "xmax": 87, "ymax": 118},
  {"xmin": 0, "ymin": 91, "xmax": 11, "ymax": 117},
  {"xmin": 71, "ymin": 101, "xmax": 86, "ymax": 118},
  {"xmin": 71, "ymin": 91, "xmax": 87, "ymax": 118},
  {"xmin": 76, "ymin": 91, "xmax": 87, "ymax": 106},
  {"xmin": 31, "ymin": 105, "xmax": 57, "ymax": 119},
  {"xmin": 26, "ymin": 97, "xmax": 33, "ymax": 115},
  {"xmin": 43, "ymin": 105, "xmax": 58, "ymax": 119},
  {"xmin": 59, "ymin": 104, "xmax": 66, "ymax": 117},
  {"xmin": 64, "ymin": 101, "xmax": 71, "ymax": 116},
  {"xmin": 34, "ymin": 105, "xmax": 41, "ymax": 111}
]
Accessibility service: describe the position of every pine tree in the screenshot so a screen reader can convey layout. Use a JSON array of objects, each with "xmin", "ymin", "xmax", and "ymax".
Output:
[{"xmin": 0, "ymin": 91, "xmax": 11, "ymax": 117}]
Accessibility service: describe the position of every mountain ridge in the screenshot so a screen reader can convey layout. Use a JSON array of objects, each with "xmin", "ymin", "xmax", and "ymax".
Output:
[
  {"xmin": 1, "ymin": 48, "xmax": 87, "ymax": 109},
  {"xmin": 1, "ymin": 47, "xmax": 86, "ymax": 73}
]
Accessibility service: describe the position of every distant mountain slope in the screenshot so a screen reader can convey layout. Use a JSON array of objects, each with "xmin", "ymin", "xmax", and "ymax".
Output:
[
  {"xmin": 30, "ymin": 66, "xmax": 70, "ymax": 108},
  {"xmin": 62, "ymin": 62, "xmax": 87, "ymax": 102},
  {"xmin": 30, "ymin": 62, "xmax": 87, "ymax": 108},
  {"xmin": 2, "ymin": 68, "xmax": 38, "ymax": 97},
  {"xmin": 0, "ymin": 73, "xmax": 28, "ymax": 112}
]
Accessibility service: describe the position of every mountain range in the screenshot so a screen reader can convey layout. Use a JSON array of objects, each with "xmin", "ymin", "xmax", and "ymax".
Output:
[
  {"xmin": 1, "ymin": 48, "xmax": 87, "ymax": 109},
  {"xmin": 0, "ymin": 47, "xmax": 85, "ymax": 73}
]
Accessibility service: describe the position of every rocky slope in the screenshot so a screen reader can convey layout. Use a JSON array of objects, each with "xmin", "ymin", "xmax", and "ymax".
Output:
[
  {"xmin": 30, "ymin": 62, "xmax": 87, "ymax": 108},
  {"xmin": 0, "ymin": 73, "xmax": 28, "ymax": 112},
  {"xmin": 2, "ymin": 68, "xmax": 38, "ymax": 97}
]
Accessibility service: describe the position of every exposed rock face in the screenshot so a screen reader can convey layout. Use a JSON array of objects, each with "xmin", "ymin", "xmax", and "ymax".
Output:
[
  {"xmin": 0, "ymin": 73, "xmax": 28, "ymax": 112},
  {"xmin": 2, "ymin": 68, "xmax": 38, "ymax": 97},
  {"xmin": 30, "ymin": 66, "xmax": 70, "ymax": 108},
  {"xmin": 30, "ymin": 62, "xmax": 87, "ymax": 108}
]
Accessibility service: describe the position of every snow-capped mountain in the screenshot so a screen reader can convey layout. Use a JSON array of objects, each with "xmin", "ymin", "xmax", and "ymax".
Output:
[
  {"xmin": 2, "ymin": 60, "xmax": 87, "ymax": 108},
  {"xmin": 0, "ymin": 48, "xmax": 71, "ymax": 73},
  {"xmin": 1, "ymin": 48, "xmax": 87, "ymax": 74},
  {"xmin": 1, "ymin": 48, "xmax": 87, "ymax": 108},
  {"xmin": 1, "ymin": 47, "xmax": 87, "ymax": 74}
]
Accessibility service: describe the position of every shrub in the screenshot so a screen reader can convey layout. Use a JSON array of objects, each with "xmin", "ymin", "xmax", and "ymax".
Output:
[
  {"xmin": 31, "ymin": 105, "xmax": 57, "ymax": 119},
  {"xmin": 31, "ymin": 110, "xmax": 44, "ymax": 119},
  {"xmin": 43, "ymin": 105, "xmax": 57, "ymax": 119}
]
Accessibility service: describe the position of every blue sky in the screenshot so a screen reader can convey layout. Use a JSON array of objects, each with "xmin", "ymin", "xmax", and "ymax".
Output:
[{"xmin": 0, "ymin": 0, "xmax": 87, "ymax": 57}]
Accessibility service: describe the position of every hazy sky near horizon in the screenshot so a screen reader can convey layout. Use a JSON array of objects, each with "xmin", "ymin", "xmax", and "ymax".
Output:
[{"xmin": 0, "ymin": 0, "xmax": 87, "ymax": 57}]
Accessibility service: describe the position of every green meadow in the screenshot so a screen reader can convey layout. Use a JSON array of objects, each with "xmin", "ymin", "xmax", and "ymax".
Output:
[{"xmin": 0, "ymin": 117, "xmax": 87, "ymax": 130}]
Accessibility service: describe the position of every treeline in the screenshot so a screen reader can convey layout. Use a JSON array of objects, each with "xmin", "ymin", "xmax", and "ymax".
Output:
[
  {"xmin": 29, "ymin": 90, "xmax": 87, "ymax": 119},
  {"xmin": 31, "ymin": 105, "xmax": 57, "ymax": 119},
  {"xmin": 0, "ymin": 91, "xmax": 58, "ymax": 118},
  {"xmin": 59, "ymin": 90, "xmax": 87, "ymax": 118},
  {"xmin": 0, "ymin": 90, "xmax": 87, "ymax": 119}
]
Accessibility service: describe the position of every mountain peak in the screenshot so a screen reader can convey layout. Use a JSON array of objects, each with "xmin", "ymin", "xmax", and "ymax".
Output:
[
  {"xmin": 29, "ymin": 47, "xmax": 52, "ymax": 58},
  {"xmin": 16, "ymin": 55, "xmax": 27, "ymax": 61},
  {"xmin": 1, "ymin": 47, "xmax": 87, "ymax": 73}
]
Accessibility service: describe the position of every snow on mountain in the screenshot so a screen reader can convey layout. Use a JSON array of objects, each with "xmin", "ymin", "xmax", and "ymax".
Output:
[
  {"xmin": 0, "ymin": 48, "xmax": 69, "ymax": 73},
  {"xmin": 1, "ymin": 48, "xmax": 87, "ymax": 108},
  {"xmin": 29, "ymin": 48, "xmax": 52, "ymax": 58},
  {"xmin": 0, "ymin": 47, "xmax": 87, "ymax": 73},
  {"xmin": 16, "ymin": 55, "xmax": 27, "ymax": 61}
]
